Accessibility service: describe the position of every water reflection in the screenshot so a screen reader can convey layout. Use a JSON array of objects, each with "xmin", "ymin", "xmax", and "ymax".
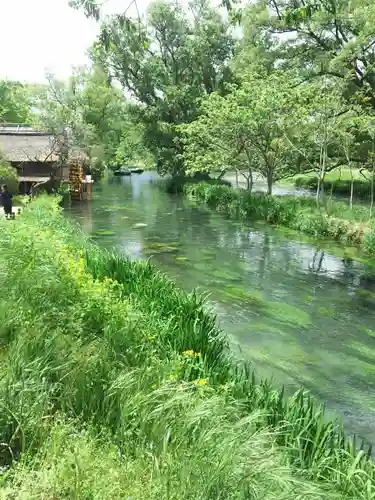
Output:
[{"xmin": 69, "ymin": 172, "xmax": 375, "ymax": 446}]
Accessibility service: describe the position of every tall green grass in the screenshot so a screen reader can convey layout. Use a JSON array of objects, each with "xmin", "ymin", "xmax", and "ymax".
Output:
[
  {"xmin": 0, "ymin": 196, "xmax": 374, "ymax": 498},
  {"xmin": 185, "ymin": 182, "xmax": 375, "ymax": 255}
]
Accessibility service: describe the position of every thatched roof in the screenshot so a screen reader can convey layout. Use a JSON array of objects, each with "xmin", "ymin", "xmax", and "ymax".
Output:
[
  {"xmin": 0, "ymin": 126, "xmax": 59, "ymax": 163},
  {"xmin": 0, "ymin": 126, "xmax": 87, "ymax": 163}
]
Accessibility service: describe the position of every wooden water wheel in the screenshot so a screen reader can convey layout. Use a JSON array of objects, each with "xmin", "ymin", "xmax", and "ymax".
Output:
[{"xmin": 69, "ymin": 158, "xmax": 84, "ymax": 200}]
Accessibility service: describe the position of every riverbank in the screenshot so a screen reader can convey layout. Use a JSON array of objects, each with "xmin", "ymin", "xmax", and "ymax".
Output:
[
  {"xmin": 185, "ymin": 182, "xmax": 375, "ymax": 255},
  {"xmin": 293, "ymin": 168, "xmax": 372, "ymax": 200},
  {"xmin": 0, "ymin": 196, "xmax": 374, "ymax": 498}
]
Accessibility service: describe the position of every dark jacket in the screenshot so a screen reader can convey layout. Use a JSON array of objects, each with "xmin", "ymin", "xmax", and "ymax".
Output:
[{"xmin": 0, "ymin": 191, "xmax": 12, "ymax": 207}]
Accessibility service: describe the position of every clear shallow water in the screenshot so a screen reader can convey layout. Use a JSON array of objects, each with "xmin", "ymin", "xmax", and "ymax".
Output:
[{"xmin": 69, "ymin": 172, "xmax": 375, "ymax": 446}]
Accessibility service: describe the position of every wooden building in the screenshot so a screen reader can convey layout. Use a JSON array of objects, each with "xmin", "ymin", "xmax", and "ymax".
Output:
[
  {"xmin": 0, "ymin": 125, "xmax": 60, "ymax": 193},
  {"xmin": 0, "ymin": 125, "xmax": 86, "ymax": 195}
]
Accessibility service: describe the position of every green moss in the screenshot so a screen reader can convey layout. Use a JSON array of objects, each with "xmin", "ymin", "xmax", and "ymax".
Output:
[
  {"xmin": 94, "ymin": 229, "xmax": 116, "ymax": 236},
  {"xmin": 143, "ymin": 242, "xmax": 179, "ymax": 254},
  {"xmin": 266, "ymin": 301, "xmax": 312, "ymax": 327},
  {"xmin": 212, "ymin": 269, "xmax": 241, "ymax": 281},
  {"xmin": 222, "ymin": 285, "xmax": 265, "ymax": 305}
]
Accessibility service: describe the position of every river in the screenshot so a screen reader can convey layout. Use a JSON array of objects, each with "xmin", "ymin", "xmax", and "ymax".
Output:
[{"xmin": 69, "ymin": 171, "xmax": 375, "ymax": 447}]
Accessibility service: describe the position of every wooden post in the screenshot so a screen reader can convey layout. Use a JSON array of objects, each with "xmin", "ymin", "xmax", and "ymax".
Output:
[{"xmin": 86, "ymin": 182, "xmax": 92, "ymax": 201}]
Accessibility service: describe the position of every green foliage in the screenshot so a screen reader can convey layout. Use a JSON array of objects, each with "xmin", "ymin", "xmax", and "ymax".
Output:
[
  {"xmin": 180, "ymin": 71, "xmax": 308, "ymax": 193},
  {"xmin": 232, "ymin": 0, "xmax": 375, "ymax": 180},
  {"xmin": 67, "ymin": 0, "xmax": 375, "ymax": 189},
  {"xmin": 91, "ymin": 0, "xmax": 236, "ymax": 176},
  {"xmin": 0, "ymin": 156, "xmax": 18, "ymax": 193},
  {"xmin": 255, "ymin": 0, "xmax": 375, "ymax": 108},
  {"xmin": 0, "ymin": 196, "xmax": 374, "ymax": 497},
  {"xmin": 185, "ymin": 182, "xmax": 375, "ymax": 250},
  {"xmin": 163, "ymin": 173, "xmax": 231, "ymax": 193},
  {"xmin": 32, "ymin": 66, "xmax": 146, "ymax": 176},
  {"xmin": 69, "ymin": 0, "xmax": 100, "ymax": 19},
  {"xmin": 69, "ymin": 0, "xmax": 375, "ymax": 186},
  {"xmin": 0, "ymin": 80, "xmax": 32, "ymax": 124},
  {"xmin": 113, "ymin": 117, "xmax": 154, "ymax": 169}
]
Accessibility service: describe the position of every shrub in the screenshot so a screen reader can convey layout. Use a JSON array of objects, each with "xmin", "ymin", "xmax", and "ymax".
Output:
[{"xmin": 0, "ymin": 155, "xmax": 18, "ymax": 193}]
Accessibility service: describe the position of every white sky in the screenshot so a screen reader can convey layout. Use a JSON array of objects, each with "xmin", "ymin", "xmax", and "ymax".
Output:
[{"xmin": 0, "ymin": 0, "xmax": 150, "ymax": 83}]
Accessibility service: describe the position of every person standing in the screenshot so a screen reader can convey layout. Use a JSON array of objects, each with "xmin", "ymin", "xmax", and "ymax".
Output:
[{"xmin": 0, "ymin": 184, "xmax": 13, "ymax": 218}]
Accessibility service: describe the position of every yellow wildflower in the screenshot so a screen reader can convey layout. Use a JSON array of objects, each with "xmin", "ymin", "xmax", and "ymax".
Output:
[
  {"xmin": 182, "ymin": 350, "xmax": 202, "ymax": 358},
  {"xmin": 194, "ymin": 378, "xmax": 208, "ymax": 386}
]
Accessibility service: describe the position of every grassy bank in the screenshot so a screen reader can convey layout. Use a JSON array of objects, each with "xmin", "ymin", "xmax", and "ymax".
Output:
[
  {"xmin": 293, "ymin": 168, "xmax": 372, "ymax": 200},
  {"xmin": 0, "ymin": 197, "xmax": 374, "ymax": 498},
  {"xmin": 185, "ymin": 182, "xmax": 375, "ymax": 255}
]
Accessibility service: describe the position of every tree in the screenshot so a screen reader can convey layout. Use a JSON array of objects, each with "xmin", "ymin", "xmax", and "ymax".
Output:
[
  {"xmin": 180, "ymin": 91, "xmax": 259, "ymax": 191},
  {"xmin": 0, "ymin": 81, "xmax": 32, "ymax": 124},
  {"xmin": 86, "ymin": 0, "xmax": 236, "ymax": 177},
  {"xmin": 227, "ymin": 0, "xmax": 375, "ymax": 174},
  {"xmin": 243, "ymin": 0, "xmax": 375, "ymax": 108},
  {"xmin": 32, "ymin": 65, "xmax": 137, "ymax": 176},
  {"xmin": 69, "ymin": 0, "xmax": 100, "ymax": 20},
  {"xmin": 181, "ymin": 70, "xmax": 308, "ymax": 194},
  {"xmin": 232, "ymin": 1, "xmax": 280, "ymax": 77},
  {"xmin": 298, "ymin": 77, "xmax": 349, "ymax": 201},
  {"xmin": 285, "ymin": 76, "xmax": 374, "ymax": 204}
]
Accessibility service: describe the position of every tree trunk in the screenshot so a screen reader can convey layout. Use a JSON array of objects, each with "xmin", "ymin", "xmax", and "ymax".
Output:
[
  {"xmin": 317, "ymin": 76, "xmax": 329, "ymax": 208},
  {"xmin": 370, "ymin": 164, "xmax": 374, "ymax": 217},
  {"xmin": 245, "ymin": 174, "xmax": 253, "ymax": 192},
  {"xmin": 349, "ymin": 164, "xmax": 354, "ymax": 210},
  {"xmin": 267, "ymin": 171, "xmax": 273, "ymax": 195},
  {"xmin": 240, "ymin": 169, "xmax": 253, "ymax": 192},
  {"xmin": 316, "ymin": 175, "xmax": 321, "ymax": 201},
  {"xmin": 316, "ymin": 157, "xmax": 327, "ymax": 209},
  {"xmin": 371, "ymin": 137, "xmax": 375, "ymax": 217},
  {"xmin": 316, "ymin": 144, "xmax": 323, "ymax": 204},
  {"xmin": 243, "ymin": 150, "xmax": 254, "ymax": 192}
]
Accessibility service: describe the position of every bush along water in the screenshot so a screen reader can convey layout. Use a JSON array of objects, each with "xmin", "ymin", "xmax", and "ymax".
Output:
[
  {"xmin": 185, "ymin": 182, "xmax": 375, "ymax": 255},
  {"xmin": 295, "ymin": 175, "xmax": 372, "ymax": 200},
  {"xmin": 162, "ymin": 172, "xmax": 232, "ymax": 193},
  {"xmin": 0, "ymin": 196, "xmax": 374, "ymax": 498}
]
